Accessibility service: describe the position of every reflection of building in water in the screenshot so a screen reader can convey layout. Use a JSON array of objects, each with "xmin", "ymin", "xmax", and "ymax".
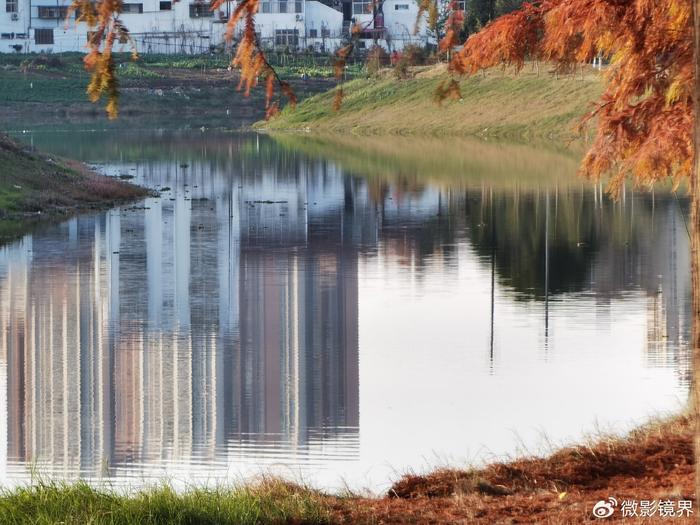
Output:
[
  {"xmin": 237, "ymin": 244, "xmax": 359, "ymax": 439},
  {"xmin": 0, "ymin": 158, "xmax": 361, "ymax": 476},
  {"xmin": 0, "ymin": 222, "xmax": 114, "ymax": 473},
  {"xmin": 641, "ymin": 203, "xmax": 692, "ymax": 386},
  {"xmin": 0, "ymin": 145, "xmax": 692, "ymax": 480},
  {"xmin": 581, "ymin": 189, "xmax": 691, "ymax": 386},
  {"xmin": 236, "ymin": 160, "xmax": 359, "ymax": 439}
]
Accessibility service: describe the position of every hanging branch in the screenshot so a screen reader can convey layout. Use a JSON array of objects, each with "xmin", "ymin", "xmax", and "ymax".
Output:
[
  {"xmin": 68, "ymin": 0, "xmax": 295, "ymax": 119},
  {"xmin": 68, "ymin": 0, "xmax": 139, "ymax": 119},
  {"xmin": 445, "ymin": 0, "xmax": 694, "ymax": 195},
  {"xmin": 211, "ymin": 0, "xmax": 296, "ymax": 118}
]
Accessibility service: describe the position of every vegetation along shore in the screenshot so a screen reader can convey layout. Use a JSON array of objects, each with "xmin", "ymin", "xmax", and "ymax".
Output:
[
  {"xmin": 0, "ymin": 133, "xmax": 149, "ymax": 244},
  {"xmin": 0, "ymin": 414, "xmax": 691, "ymax": 523}
]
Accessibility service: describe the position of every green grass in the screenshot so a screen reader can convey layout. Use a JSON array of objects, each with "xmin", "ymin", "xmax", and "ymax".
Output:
[
  {"xmin": 0, "ymin": 133, "xmax": 83, "ymax": 211},
  {"xmin": 0, "ymin": 72, "xmax": 89, "ymax": 103},
  {"xmin": 260, "ymin": 65, "xmax": 604, "ymax": 140},
  {"xmin": 0, "ymin": 481, "xmax": 331, "ymax": 525}
]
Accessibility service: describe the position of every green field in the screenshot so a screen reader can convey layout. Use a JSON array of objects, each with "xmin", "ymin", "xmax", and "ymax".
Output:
[{"xmin": 0, "ymin": 53, "xmax": 349, "ymax": 126}]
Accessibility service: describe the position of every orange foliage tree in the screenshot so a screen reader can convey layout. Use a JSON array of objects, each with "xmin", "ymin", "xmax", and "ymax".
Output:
[
  {"xmin": 444, "ymin": 0, "xmax": 693, "ymax": 194},
  {"xmin": 442, "ymin": 0, "xmax": 700, "ymax": 502}
]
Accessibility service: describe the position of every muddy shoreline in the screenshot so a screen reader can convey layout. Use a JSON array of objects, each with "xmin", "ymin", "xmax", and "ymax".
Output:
[{"xmin": 0, "ymin": 133, "xmax": 151, "ymax": 245}]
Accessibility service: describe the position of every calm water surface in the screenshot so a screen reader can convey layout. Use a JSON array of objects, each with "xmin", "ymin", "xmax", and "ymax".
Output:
[{"xmin": 0, "ymin": 129, "xmax": 691, "ymax": 493}]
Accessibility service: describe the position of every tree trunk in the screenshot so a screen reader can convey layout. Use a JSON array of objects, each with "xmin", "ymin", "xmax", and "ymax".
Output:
[{"xmin": 693, "ymin": 0, "xmax": 700, "ymax": 518}]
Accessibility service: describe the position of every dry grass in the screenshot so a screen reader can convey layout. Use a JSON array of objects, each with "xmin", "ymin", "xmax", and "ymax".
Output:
[{"xmin": 328, "ymin": 415, "xmax": 694, "ymax": 523}]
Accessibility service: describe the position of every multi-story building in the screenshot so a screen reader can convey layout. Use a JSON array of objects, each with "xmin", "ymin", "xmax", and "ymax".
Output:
[{"xmin": 0, "ymin": 0, "xmax": 427, "ymax": 54}]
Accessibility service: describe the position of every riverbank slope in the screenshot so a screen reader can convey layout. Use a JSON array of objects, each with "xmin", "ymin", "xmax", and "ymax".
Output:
[
  {"xmin": 260, "ymin": 65, "xmax": 603, "ymax": 140},
  {"xmin": 0, "ymin": 414, "xmax": 691, "ymax": 523},
  {"xmin": 0, "ymin": 133, "xmax": 148, "ymax": 243}
]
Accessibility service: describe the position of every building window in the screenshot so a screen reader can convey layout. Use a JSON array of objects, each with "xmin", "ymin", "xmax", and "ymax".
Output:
[
  {"xmin": 352, "ymin": 0, "xmax": 371, "ymax": 15},
  {"xmin": 6, "ymin": 0, "xmax": 17, "ymax": 13},
  {"xmin": 260, "ymin": 0, "xmax": 302, "ymax": 13},
  {"xmin": 454, "ymin": 0, "xmax": 465, "ymax": 9},
  {"xmin": 34, "ymin": 28, "xmax": 53, "ymax": 44},
  {"xmin": 275, "ymin": 28, "xmax": 298, "ymax": 47},
  {"xmin": 394, "ymin": 3, "xmax": 408, "ymax": 9},
  {"xmin": 37, "ymin": 6, "xmax": 68, "ymax": 19},
  {"xmin": 308, "ymin": 28, "xmax": 317, "ymax": 38},
  {"xmin": 122, "ymin": 3, "xmax": 143, "ymax": 13},
  {"xmin": 321, "ymin": 27, "xmax": 330, "ymax": 37},
  {"xmin": 159, "ymin": 1, "xmax": 172, "ymax": 9},
  {"xmin": 189, "ymin": 3, "xmax": 213, "ymax": 16}
]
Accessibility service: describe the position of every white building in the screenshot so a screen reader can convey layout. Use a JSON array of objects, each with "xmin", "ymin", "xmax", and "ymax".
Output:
[{"xmin": 0, "ymin": 0, "xmax": 426, "ymax": 54}]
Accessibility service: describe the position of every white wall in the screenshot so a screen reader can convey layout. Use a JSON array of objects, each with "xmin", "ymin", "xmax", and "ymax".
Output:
[
  {"xmin": 0, "ymin": 0, "xmax": 30, "ymax": 53},
  {"xmin": 255, "ymin": 13, "xmax": 306, "ymax": 46},
  {"xmin": 381, "ymin": 0, "xmax": 426, "ymax": 50},
  {"xmin": 302, "ymin": 1, "xmax": 342, "ymax": 52},
  {"xmin": 0, "ymin": 0, "xmax": 428, "ymax": 54},
  {"xmin": 5, "ymin": 0, "xmax": 227, "ymax": 53}
]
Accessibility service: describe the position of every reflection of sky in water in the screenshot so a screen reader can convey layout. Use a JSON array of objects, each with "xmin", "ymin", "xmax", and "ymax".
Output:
[{"xmin": 0, "ymin": 131, "xmax": 691, "ymax": 494}]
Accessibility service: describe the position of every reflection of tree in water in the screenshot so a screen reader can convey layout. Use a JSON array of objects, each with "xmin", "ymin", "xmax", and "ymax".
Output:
[
  {"xmin": 361, "ymin": 177, "xmax": 688, "ymax": 303},
  {"xmin": 464, "ymin": 189, "xmax": 601, "ymax": 299},
  {"xmin": 29, "ymin": 127, "xmax": 685, "ymax": 304},
  {"xmin": 460, "ymin": 189, "xmax": 686, "ymax": 300},
  {"xmin": 365, "ymin": 181, "xmax": 690, "ymax": 386}
]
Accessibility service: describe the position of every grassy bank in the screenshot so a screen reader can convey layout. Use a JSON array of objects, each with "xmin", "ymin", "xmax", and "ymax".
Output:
[
  {"xmin": 1, "ymin": 415, "xmax": 692, "ymax": 524},
  {"xmin": 0, "ymin": 133, "xmax": 148, "ymax": 243},
  {"xmin": 260, "ymin": 65, "xmax": 603, "ymax": 140}
]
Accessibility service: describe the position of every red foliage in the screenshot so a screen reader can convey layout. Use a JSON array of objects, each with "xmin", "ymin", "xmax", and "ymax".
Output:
[{"xmin": 443, "ymin": 0, "xmax": 694, "ymax": 193}]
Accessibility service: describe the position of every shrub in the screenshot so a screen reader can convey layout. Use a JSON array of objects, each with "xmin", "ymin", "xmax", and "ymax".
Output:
[
  {"xmin": 366, "ymin": 45, "xmax": 390, "ymax": 76},
  {"xmin": 401, "ymin": 44, "xmax": 427, "ymax": 66},
  {"xmin": 393, "ymin": 57, "xmax": 410, "ymax": 79}
]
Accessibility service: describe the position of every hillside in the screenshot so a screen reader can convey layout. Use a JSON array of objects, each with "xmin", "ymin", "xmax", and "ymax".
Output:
[{"xmin": 260, "ymin": 65, "xmax": 604, "ymax": 140}]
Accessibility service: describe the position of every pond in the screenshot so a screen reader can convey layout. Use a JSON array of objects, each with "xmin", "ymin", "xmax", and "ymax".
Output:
[{"xmin": 0, "ymin": 129, "xmax": 690, "ymax": 494}]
